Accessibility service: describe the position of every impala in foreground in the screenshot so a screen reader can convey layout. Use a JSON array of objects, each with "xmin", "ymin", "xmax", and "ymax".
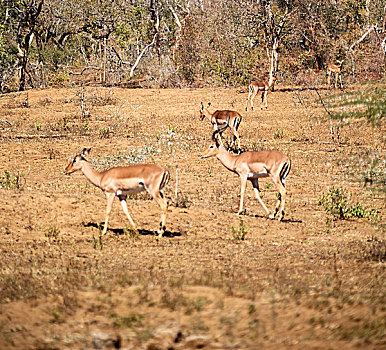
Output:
[
  {"xmin": 201, "ymin": 118, "xmax": 291, "ymax": 221},
  {"xmin": 64, "ymin": 148, "xmax": 169, "ymax": 236}
]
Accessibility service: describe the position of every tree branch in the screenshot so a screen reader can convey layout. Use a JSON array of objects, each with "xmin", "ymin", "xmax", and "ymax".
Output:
[{"xmin": 129, "ymin": 33, "xmax": 158, "ymax": 78}]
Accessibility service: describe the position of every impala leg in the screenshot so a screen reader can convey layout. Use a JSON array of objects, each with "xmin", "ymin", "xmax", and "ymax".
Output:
[
  {"xmin": 233, "ymin": 129, "xmax": 241, "ymax": 149},
  {"xmin": 339, "ymin": 74, "xmax": 343, "ymax": 89},
  {"xmin": 270, "ymin": 177, "xmax": 286, "ymax": 221},
  {"xmin": 118, "ymin": 195, "xmax": 137, "ymax": 230},
  {"xmin": 278, "ymin": 187, "xmax": 287, "ymax": 221},
  {"xmin": 335, "ymin": 73, "xmax": 338, "ymax": 89},
  {"xmin": 237, "ymin": 176, "xmax": 248, "ymax": 215},
  {"xmin": 250, "ymin": 91, "xmax": 257, "ymax": 111},
  {"xmin": 102, "ymin": 192, "xmax": 115, "ymax": 235},
  {"xmin": 246, "ymin": 91, "xmax": 252, "ymax": 111},
  {"xmin": 251, "ymin": 179, "xmax": 270, "ymax": 216},
  {"xmin": 261, "ymin": 90, "xmax": 268, "ymax": 110},
  {"xmin": 150, "ymin": 191, "xmax": 168, "ymax": 237},
  {"xmin": 327, "ymin": 71, "xmax": 331, "ymax": 88}
]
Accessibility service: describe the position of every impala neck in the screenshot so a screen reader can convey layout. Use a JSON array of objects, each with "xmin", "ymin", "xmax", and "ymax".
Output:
[
  {"xmin": 216, "ymin": 145, "xmax": 238, "ymax": 172},
  {"xmin": 80, "ymin": 161, "xmax": 103, "ymax": 189},
  {"xmin": 204, "ymin": 109, "xmax": 215, "ymax": 123}
]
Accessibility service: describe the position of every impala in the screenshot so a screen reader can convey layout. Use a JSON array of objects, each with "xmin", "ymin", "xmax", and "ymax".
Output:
[
  {"xmin": 200, "ymin": 102, "xmax": 242, "ymax": 149},
  {"xmin": 246, "ymin": 77, "xmax": 277, "ymax": 111},
  {"xmin": 201, "ymin": 119, "xmax": 291, "ymax": 221},
  {"xmin": 327, "ymin": 60, "xmax": 343, "ymax": 89},
  {"xmin": 64, "ymin": 148, "xmax": 169, "ymax": 236}
]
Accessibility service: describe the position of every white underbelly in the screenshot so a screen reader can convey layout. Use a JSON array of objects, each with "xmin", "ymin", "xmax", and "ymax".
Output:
[
  {"xmin": 116, "ymin": 187, "xmax": 145, "ymax": 196},
  {"xmin": 247, "ymin": 170, "xmax": 269, "ymax": 179}
]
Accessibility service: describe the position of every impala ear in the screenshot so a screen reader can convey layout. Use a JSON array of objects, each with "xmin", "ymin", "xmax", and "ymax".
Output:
[
  {"xmin": 81, "ymin": 147, "xmax": 91, "ymax": 158},
  {"xmin": 207, "ymin": 102, "xmax": 211, "ymax": 107},
  {"xmin": 200, "ymin": 102, "xmax": 204, "ymax": 111}
]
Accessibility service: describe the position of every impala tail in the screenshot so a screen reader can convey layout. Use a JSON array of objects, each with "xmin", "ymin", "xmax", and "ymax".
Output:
[
  {"xmin": 159, "ymin": 170, "xmax": 170, "ymax": 196},
  {"xmin": 280, "ymin": 160, "xmax": 291, "ymax": 185}
]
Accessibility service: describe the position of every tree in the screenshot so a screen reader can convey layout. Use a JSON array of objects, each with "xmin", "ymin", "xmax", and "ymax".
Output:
[{"xmin": 14, "ymin": 0, "xmax": 44, "ymax": 91}]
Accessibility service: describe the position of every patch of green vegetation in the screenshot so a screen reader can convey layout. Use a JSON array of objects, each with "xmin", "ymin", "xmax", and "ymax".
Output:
[
  {"xmin": 98, "ymin": 126, "xmax": 110, "ymax": 139},
  {"xmin": 230, "ymin": 216, "xmax": 248, "ymax": 241},
  {"xmin": 45, "ymin": 225, "xmax": 60, "ymax": 241},
  {"xmin": 273, "ymin": 128, "xmax": 287, "ymax": 139},
  {"xmin": 161, "ymin": 291, "xmax": 208, "ymax": 314},
  {"xmin": 123, "ymin": 226, "xmax": 139, "ymax": 243},
  {"xmin": 0, "ymin": 170, "xmax": 25, "ymax": 190},
  {"xmin": 318, "ymin": 186, "xmax": 378, "ymax": 222},
  {"xmin": 92, "ymin": 227, "xmax": 104, "ymax": 250},
  {"xmin": 112, "ymin": 313, "xmax": 143, "ymax": 328},
  {"xmin": 50, "ymin": 309, "xmax": 65, "ymax": 324},
  {"xmin": 336, "ymin": 317, "xmax": 385, "ymax": 340}
]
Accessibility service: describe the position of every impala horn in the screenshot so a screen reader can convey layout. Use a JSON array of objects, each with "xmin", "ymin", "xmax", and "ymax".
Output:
[{"xmin": 212, "ymin": 114, "xmax": 229, "ymax": 144}]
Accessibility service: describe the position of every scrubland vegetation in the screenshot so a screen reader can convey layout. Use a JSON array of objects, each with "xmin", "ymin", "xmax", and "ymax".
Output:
[{"xmin": 0, "ymin": 0, "xmax": 385, "ymax": 349}]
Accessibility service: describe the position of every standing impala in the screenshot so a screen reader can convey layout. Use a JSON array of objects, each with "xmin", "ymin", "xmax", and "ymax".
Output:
[
  {"xmin": 64, "ymin": 148, "xmax": 169, "ymax": 236},
  {"xmin": 327, "ymin": 60, "xmax": 343, "ymax": 89},
  {"xmin": 246, "ymin": 77, "xmax": 277, "ymax": 111},
  {"xmin": 200, "ymin": 102, "xmax": 242, "ymax": 149},
  {"xmin": 201, "ymin": 118, "xmax": 291, "ymax": 221}
]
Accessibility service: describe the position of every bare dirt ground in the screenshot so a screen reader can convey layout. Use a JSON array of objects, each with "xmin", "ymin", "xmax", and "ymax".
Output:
[{"xmin": 0, "ymin": 85, "xmax": 384, "ymax": 349}]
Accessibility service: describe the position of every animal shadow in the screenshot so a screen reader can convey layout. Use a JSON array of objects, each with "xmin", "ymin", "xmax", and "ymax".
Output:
[
  {"xmin": 248, "ymin": 213, "xmax": 302, "ymax": 223},
  {"xmin": 83, "ymin": 222, "xmax": 181, "ymax": 238}
]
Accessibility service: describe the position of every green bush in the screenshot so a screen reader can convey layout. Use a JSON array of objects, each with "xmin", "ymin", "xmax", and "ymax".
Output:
[
  {"xmin": 0, "ymin": 170, "xmax": 25, "ymax": 190},
  {"xmin": 318, "ymin": 186, "xmax": 378, "ymax": 221},
  {"xmin": 230, "ymin": 216, "xmax": 248, "ymax": 240}
]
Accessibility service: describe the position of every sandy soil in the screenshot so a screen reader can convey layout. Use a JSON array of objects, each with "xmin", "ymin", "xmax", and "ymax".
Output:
[{"xmin": 0, "ymin": 85, "xmax": 384, "ymax": 349}]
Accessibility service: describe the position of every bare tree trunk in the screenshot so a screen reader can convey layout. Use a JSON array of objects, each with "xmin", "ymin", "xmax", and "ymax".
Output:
[
  {"xmin": 17, "ymin": 0, "xmax": 44, "ymax": 91},
  {"xmin": 103, "ymin": 35, "xmax": 107, "ymax": 84},
  {"xmin": 129, "ymin": 33, "xmax": 157, "ymax": 78},
  {"xmin": 268, "ymin": 37, "xmax": 278, "ymax": 90}
]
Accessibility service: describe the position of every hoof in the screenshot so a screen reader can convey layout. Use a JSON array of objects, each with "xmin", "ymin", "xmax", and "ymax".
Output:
[
  {"xmin": 157, "ymin": 225, "xmax": 166, "ymax": 237},
  {"xmin": 277, "ymin": 211, "xmax": 285, "ymax": 221}
]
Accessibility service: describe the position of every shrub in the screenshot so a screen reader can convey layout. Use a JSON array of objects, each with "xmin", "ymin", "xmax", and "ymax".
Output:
[
  {"xmin": 230, "ymin": 216, "xmax": 248, "ymax": 240},
  {"xmin": 98, "ymin": 127, "xmax": 110, "ymax": 139},
  {"xmin": 318, "ymin": 187, "xmax": 378, "ymax": 221},
  {"xmin": 0, "ymin": 170, "xmax": 25, "ymax": 189}
]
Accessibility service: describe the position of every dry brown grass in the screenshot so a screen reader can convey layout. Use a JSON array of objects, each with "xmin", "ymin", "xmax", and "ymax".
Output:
[{"xmin": 0, "ymin": 86, "xmax": 384, "ymax": 349}]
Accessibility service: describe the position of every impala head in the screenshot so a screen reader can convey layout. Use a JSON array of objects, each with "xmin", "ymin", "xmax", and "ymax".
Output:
[
  {"xmin": 201, "ymin": 141, "xmax": 219, "ymax": 159},
  {"xmin": 64, "ymin": 148, "xmax": 91, "ymax": 175},
  {"xmin": 201, "ymin": 115, "xmax": 228, "ymax": 158},
  {"xmin": 200, "ymin": 102, "xmax": 211, "ymax": 121}
]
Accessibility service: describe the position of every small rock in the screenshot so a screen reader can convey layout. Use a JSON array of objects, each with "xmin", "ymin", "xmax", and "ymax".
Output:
[
  {"xmin": 184, "ymin": 334, "xmax": 211, "ymax": 348},
  {"xmin": 91, "ymin": 330, "xmax": 121, "ymax": 349}
]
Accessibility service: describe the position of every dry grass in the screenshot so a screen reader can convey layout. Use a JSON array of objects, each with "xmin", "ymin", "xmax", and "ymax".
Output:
[{"xmin": 0, "ymin": 86, "xmax": 384, "ymax": 349}]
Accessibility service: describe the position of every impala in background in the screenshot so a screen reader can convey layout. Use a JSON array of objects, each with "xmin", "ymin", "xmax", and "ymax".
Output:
[
  {"xmin": 327, "ymin": 60, "xmax": 344, "ymax": 89},
  {"xmin": 246, "ymin": 77, "xmax": 277, "ymax": 111},
  {"xmin": 64, "ymin": 148, "xmax": 169, "ymax": 236},
  {"xmin": 201, "ymin": 118, "xmax": 291, "ymax": 221},
  {"xmin": 200, "ymin": 102, "xmax": 242, "ymax": 149}
]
